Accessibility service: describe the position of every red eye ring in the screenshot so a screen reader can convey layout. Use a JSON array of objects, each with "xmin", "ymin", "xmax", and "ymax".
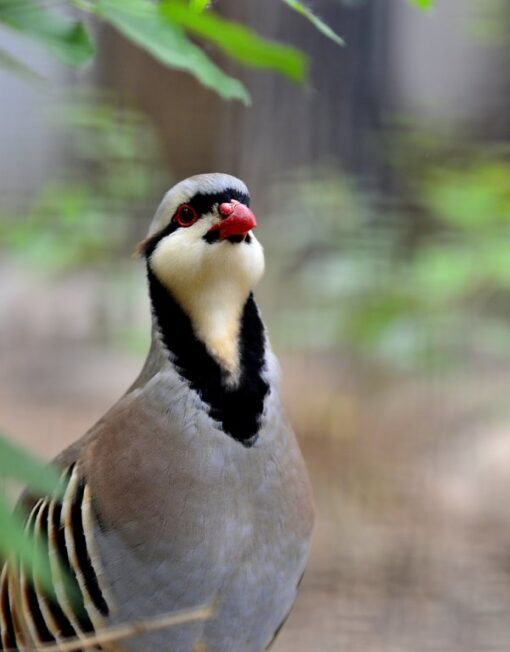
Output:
[{"xmin": 175, "ymin": 204, "xmax": 199, "ymax": 227}]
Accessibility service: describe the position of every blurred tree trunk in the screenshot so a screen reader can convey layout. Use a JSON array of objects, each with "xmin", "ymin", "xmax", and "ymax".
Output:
[
  {"xmin": 95, "ymin": 0, "xmax": 389, "ymax": 197},
  {"xmin": 216, "ymin": 0, "xmax": 389, "ymax": 196}
]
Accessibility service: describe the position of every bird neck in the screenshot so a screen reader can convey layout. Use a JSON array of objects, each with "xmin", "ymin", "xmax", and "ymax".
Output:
[
  {"xmin": 146, "ymin": 266, "xmax": 270, "ymax": 447},
  {"xmin": 171, "ymin": 278, "xmax": 247, "ymax": 383}
]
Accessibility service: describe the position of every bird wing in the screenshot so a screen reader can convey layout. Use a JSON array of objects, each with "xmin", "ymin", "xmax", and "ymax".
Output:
[
  {"xmin": 0, "ymin": 387, "xmax": 205, "ymax": 651},
  {"xmin": 0, "ymin": 461, "xmax": 112, "ymax": 651}
]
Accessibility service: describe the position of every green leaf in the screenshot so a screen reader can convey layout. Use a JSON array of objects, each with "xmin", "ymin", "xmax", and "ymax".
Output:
[
  {"xmin": 96, "ymin": 0, "xmax": 250, "ymax": 103},
  {"xmin": 0, "ymin": 434, "xmax": 60, "ymax": 496},
  {"xmin": 282, "ymin": 0, "xmax": 345, "ymax": 46},
  {"xmin": 407, "ymin": 0, "xmax": 435, "ymax": 10},
  {"xmin": 0, "ymin": 43, "xmax": 44, "ymax": 81},
  {"xmin": 160, "ymin": 1, "xmax": 307, "ymax": 82},
  {"xmin": 0, "ymin": 0, "xmax": 94, "ymax": 66},
  {"xmin": 188, "ymin": 0, "xmax": 209, "ymax": 12},
  {"xmin": 0, "ymin": 434, "xmax": 60, "ymax": 595},
  {"xmin": 0, "ymin": 493, "xmax": 57, "ymax": 593}
]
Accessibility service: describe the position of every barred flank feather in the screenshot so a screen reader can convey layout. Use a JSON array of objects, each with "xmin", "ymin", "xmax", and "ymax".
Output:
[{"xmin": 0, "ymin": 465, "xmax": 113, "ymax": 651}]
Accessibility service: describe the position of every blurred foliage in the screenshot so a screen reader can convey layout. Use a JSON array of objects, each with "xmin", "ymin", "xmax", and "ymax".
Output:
[
  {"xmin": 0, "ymin": 98, "xmax": 164, "ymax": 269},
  {"xmin": 0, "ymin": 433, "xmax": 61, "ymax": 592},
  {"xmin": 425, "ymin": 161, "xmax": 510, "ymax": 232},
  {"xmin": 407, "ymin": 0, "xmax": 435, "ymax": 10},
  {"xmin": 262, "ymin": 147, "xmax": 510, "ymax": 368},
  {"xmin": 0, "ymin": 0, "xmax": 347, "ymax": 104},
  {"xmin": 0, "ymin": 0, "xmax": 94, "ymax": 66},
  {"xmin": 467, "ymin": 0, "xmax": 508, "ymax": 44},
  {"xmin": 0, "ymin": 435, "xmax": 61, "ymax": 496}
]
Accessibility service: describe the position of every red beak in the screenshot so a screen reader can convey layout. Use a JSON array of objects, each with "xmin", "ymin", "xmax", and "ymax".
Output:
[{"xmin": 208, "ymin": 200, "xmax": 257, "ymax": 241}]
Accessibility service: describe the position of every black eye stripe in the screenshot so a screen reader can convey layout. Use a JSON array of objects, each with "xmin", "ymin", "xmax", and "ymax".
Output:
[
  {"xmin": 186, "ymin": 189, "xmax": 250, "ymax": 216},
  {"xmin": 141, "ymin": 187, "xmax": 250, "ymax": 258},
  {"xmin": 141, "ymin": 221, "xmax": 179, "ymax": 258}
]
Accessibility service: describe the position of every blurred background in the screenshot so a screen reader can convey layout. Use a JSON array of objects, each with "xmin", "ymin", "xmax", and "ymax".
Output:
[{"xmin": 1, "ymin": 0, "xmax": 510, "ymax": 650}]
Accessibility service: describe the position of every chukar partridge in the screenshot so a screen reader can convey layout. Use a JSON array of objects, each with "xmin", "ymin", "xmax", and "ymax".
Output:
[{"xmin": 0, "ymin": 173, "xmax": 314, "ymax": 652}]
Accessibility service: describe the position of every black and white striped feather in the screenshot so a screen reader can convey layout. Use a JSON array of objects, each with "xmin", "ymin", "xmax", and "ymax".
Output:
[{"xmin": 0, "ymin": 464, "xmax": 113, "ymax": 651}]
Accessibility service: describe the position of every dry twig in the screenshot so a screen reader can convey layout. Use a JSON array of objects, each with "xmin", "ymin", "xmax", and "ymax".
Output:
[{"xmin": 4, "ymin": 604, "xmax": 214, "ymax": 652}]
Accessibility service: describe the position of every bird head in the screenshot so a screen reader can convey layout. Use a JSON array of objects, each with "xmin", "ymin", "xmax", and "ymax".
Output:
[
  {"xmin": 137, "ymin": 173, "xmax": 265, "ymax": 377},
  {"xmin": 137, "ymin": 173, "xmax": 264, "ymax": 294}
]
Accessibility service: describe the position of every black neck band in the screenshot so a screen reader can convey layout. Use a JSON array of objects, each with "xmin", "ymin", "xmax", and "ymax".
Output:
[{"xmin": 147, "ymin": 266, "xmax": 269, "ymax": 447}]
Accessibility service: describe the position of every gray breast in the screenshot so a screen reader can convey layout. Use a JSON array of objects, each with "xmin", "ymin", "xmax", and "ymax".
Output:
[{"xmin": 92, "ymin": 406, "xmax": 312, "ymax": 650}]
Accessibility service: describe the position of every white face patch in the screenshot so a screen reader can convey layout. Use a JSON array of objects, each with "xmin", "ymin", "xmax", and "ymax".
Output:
[{"xmin": 149, "ymin": 211, "xmax": 265, "ymax": 381}]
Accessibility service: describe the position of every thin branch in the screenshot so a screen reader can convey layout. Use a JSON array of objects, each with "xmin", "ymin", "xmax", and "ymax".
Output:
[{"xmin": 4, "ymin": 604, "xmax": 214, "ymax": 652}]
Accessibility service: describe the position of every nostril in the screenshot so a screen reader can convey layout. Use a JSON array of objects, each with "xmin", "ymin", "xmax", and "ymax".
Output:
[{"xmin": 219, "ymin": 202, "xmax": 234, "ymax": 217}]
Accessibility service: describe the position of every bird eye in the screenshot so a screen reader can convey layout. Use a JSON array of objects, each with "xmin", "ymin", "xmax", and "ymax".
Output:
[{"xmin": 175, "ymin": 204, "xmax": 199, "ymax": 227}]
